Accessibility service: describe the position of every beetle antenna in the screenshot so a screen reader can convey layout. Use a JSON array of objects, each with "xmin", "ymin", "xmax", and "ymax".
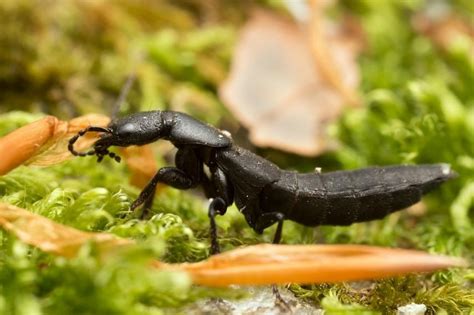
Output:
[
  {"xmin": 68, "ymin": 126, "xmax": 112, "ymax": 157},
  {"xmin": 107, "ymin": 151, "xmax": 122, "ymax": 163}
]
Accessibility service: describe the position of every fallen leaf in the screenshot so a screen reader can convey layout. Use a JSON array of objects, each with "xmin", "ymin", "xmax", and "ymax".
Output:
[
  {"xmin": 0, "ymin": 203, "xmax": 132, "ymax": 258},
  {"xmin": 220, "ymin": 8, "xmax": 363, "ymax": 156},
  {"xmin": 308, "ymin": 0, "xmax": 363, "ymax": 107},
  {"xmin": 0, "ymin": 114, "xmax": 158, "ymax": 190},
  {"xmin": 0, "ymin": 116, "xmax": 59, "ymax": 175},
  {"xmin": 24, "ymin": 114, "xmax": 111, "ymax": 167},
  {"xmin": 0, "ymin": 114, "xmax": 110, "ymax": 175},
  {"xmin": 0, "ymin": 203, "xmax": 466, "ymax": 287}
]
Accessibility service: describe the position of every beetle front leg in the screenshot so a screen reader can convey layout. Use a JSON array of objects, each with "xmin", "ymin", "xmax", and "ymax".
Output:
[
  {"xmin": 140, "ymin": 189, "xmax": 156, "ymax": 219},
  {"xmin": 130, "ymin": 167, "xmax": 196, "ymax": 217}
]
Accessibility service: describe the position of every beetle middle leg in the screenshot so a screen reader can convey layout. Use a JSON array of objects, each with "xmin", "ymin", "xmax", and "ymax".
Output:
[
  {"xmin": 206, "ymin": 166, "xmax": 234, "ymax": 255},
  {"xmin": 208, "ymin": 197, "xmax": 227, "ymax": 255}
]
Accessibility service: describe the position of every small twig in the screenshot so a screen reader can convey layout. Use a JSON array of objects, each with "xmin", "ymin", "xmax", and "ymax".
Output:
[{"xmin": 111, "ymin": 73, "xmax": 137, "ymax": 120}]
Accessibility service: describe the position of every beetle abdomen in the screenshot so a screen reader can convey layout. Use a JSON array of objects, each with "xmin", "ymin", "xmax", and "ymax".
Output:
[
  {"xmin": 216, "ymin": 146, "xmax": 282, "ymax": 225},
  {"xmin": 281, "ymin": 164, "xmax": 456, "ymax": 227}
]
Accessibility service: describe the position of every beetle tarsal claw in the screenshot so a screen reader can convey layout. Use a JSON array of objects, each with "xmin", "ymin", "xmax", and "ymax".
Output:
[
  {"xmin": 108, "ymin": 151, "xmax": 121, "ymax": 163},
  {"xmin": 68, "ymin": 126, "xmax": 122, "ymax": 163}
]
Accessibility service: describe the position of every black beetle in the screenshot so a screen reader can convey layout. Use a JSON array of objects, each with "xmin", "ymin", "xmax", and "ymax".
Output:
[{"xmin": 69, "ymin": 110, "xmax": 456, "ymax": 254}]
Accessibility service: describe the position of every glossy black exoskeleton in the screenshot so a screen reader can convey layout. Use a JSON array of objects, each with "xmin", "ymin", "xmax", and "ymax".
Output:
[{"xmin": 69, "ymin": 110, "xmax": 456, "ymax": 254}]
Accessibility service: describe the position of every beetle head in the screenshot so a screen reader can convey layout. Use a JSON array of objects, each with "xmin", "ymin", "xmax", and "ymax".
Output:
[
  {"xmin": 68, "ymin": 112, "xmax": 168, "ymax": 163},
  {"xmin": 100, "ymin": 112, "xmax": 167, "ymax": 147}
]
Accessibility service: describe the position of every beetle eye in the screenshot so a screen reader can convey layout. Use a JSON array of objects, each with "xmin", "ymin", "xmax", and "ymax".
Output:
[{"xmin": 118, "ymin": 123, "xmax": 136, "ymax": 137}]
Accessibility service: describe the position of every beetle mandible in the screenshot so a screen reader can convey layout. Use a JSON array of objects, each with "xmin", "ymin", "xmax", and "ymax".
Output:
[{"xmin": 68, "ymin": 110, "xmax": 456, "ymax": 254}]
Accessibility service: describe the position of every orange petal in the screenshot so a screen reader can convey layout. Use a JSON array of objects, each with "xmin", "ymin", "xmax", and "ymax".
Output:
[
  {"xmin": 0, "ymin": 114, "xmax": 159, "ymax": 191},
  {"xmin": 171, "ymin": 244, "xmax": 468, "ymax": 286}
]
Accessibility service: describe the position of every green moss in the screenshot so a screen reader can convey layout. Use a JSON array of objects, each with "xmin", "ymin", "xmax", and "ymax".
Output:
[
  {"xmin": 291, "ymin": 276, "xmax": 473, "ymax": 314},
  {"xmin": 1, "ymin": 0, "xmax": 473, "ymax": 313}
]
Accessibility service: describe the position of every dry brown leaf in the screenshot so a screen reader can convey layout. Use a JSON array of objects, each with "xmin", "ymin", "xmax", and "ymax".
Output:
[
  {"xmin": 220, "ymin": 9, "xmax": 363, "ymax": 156},
  {"xmin": 0, "ymin": 116, "xmax": 58, "ymax": 175},
  {"xmin": 0, "ymin": 202, "xmax": 466, "ymax": 287},
  {"xmin": 0, "ymin": 114, "xmax": 110, "ymax": 175},
  {"xmin": 0, "ymin": 114, "xmax": 158, "ymax": 190},
  {"xmin": 308, "ymin": 0, "xmax": 363, "ymax": 106},
  {"xmin": 25, "ymin": 114, "xmax": 112, "ymax": 166},
  {"xmin": 0, "ymin": 203, "xmax": 132, "ymax": 258}
]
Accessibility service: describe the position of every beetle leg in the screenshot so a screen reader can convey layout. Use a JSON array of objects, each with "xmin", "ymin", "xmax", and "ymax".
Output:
[
  {"xmin": 208, "ymin": 197, "xmax": 227, "ymax": 255},
  {"xmin": 206, "ymin": 166, "xmax": 234, "ymax": 255},
  {"xmin": 130, "ymin": 167, "xmax": 196, "ymax": 214},
  {"xmin": 175, "ymin": 147, "xmax": 202, "ymax": 183},
  {"xmin": 272, "ymin": 220, "xmax": 284, "ymax": 244},
  {"xmin": 271, "ymin": 220, "xmax": 291, "ymax": 312},
  {"xmin": 135, "ymin": 147, "xmax": 203, "ymax": 218},
  {"xmin": 139, "ymin": 189, "xmax": 156, "ymax": 220},
  {"xmin": 255, "ymin": 213, "xmax": 291, "ymax": 311},
  {"xmin": 210, "ymin": 167, "xmax": 234, "ymax": 206},
  {"xmin": 254, "ymin": 212, "xmax": 285, "ymax": 235},
  {"xmin": 272, "ymin": 285, "xmax": 291, "ymax": 312}
]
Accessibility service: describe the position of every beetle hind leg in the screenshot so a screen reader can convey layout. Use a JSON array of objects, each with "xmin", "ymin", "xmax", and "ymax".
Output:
[
  {"xmin": 254, "ymin": 213, "xmax": 292, "ymax": 311},
  {"xmin": 272, "ymin": 220, "xmax": 284, "ymax": 244},
  {"xmin": 254, "ymin": 212, "xmax": 285, "ymax": 238}
]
